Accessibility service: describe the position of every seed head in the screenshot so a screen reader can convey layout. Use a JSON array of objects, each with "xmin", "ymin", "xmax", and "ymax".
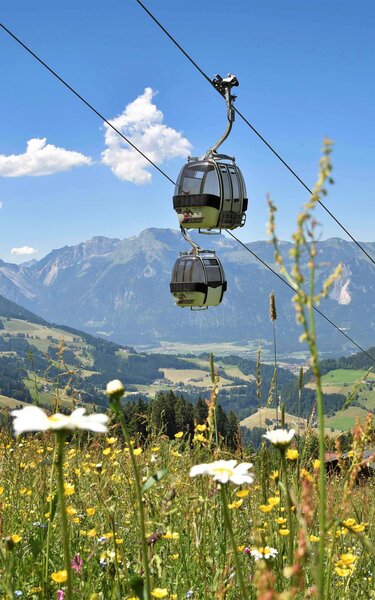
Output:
[{"xmin": 269, "ymin": 292, "xmax": 277, "ymax": 322}]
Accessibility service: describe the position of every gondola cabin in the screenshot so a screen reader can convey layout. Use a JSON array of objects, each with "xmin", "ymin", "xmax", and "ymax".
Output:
[
  {"xmin": 170, "ymin": 251, "xmax": 227, "ymax": 308},
  {"xmin": 173, "ymin": 156, "xmax": 248, "ymax": 231}
]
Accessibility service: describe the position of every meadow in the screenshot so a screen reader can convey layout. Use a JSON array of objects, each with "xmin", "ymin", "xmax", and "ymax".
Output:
[{"xmin": 0, "ymin": 402, "xmax": 374, "ymax": 599}]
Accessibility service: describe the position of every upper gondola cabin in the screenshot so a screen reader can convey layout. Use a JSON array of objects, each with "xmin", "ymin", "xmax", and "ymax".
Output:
[{"xmin": 173, "ymin": 155, "xmax": 248, "ymax": 231}]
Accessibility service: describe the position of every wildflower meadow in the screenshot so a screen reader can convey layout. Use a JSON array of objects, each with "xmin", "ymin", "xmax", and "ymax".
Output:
[{"xmin": 0, "ymin": 398, "xmax": 374, "ymax": 599}]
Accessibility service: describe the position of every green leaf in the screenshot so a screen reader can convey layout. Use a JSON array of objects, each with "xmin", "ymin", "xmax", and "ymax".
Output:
[
  {"xmin": 129, "ymin": 574, "xmax": 144, "ymax": 599},
  {"xmin": 141, "ymin": 469, "xmax": 167, "ymax": 494},
  {"xmin": 30, "ymin": 535, "xmax": 44, "ymax": 559}
]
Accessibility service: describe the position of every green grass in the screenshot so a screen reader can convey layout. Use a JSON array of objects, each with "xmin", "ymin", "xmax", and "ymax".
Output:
[
  {"xmin": 23, "ymin": 375, "xmax": 75, "ymax": 409},
  {"xmin": 136, "ymin": 340, "xmax": 265, "ymax": 359},
  {"xmin": 321, "ymin": 369, "xmax": 375, "ymax": 385},
  {"xmin": 2, "ymin": 319, "xmax": 75, "ymax": 341},
  {"xmin": 356, "ymin": 386, "xmax": 375, "ymax": 409},
  {"xmin": 325, "ymin": 406, "xmax": 371, "ymax": 430},
  {"xmin": 0, "ymin": 394, "xmax": 28, "ymax": 409}
]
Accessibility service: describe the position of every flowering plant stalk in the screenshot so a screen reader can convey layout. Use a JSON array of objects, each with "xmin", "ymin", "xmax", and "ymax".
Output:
[
  {"xmin": 106, "ymin": 380, "xmax": 151, "ymax": 599},
  {"xmin": 190, "ymin": 459, "xmax": 254, "ymax": 598},
  {"xmin": 43, "ymin": 443, "xmax": 57, "ymax": 598},
  {"xmin": 0, "ymin": 541, "xmax": 15, "ymax": 599},
  {"xmin": 56, "ymin": 432, "xmax": 73, "ymax": 600},
  {"xmin": 10, "ymin": 405, "xmax": 109, "ymax": 600},
  {"xmin": 280, "ymin": 449, "xmax": 294, "ymax": 567},
  {"xmin": 267, "ymin": 138, "xmax": 343, "ymax": 597},
  {"xmin": 220, "ymin": 485, "xmax": 249, "ymax": 599}
]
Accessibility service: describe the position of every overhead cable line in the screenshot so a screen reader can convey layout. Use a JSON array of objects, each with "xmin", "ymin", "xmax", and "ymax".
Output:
[
  {"xmin": 134, "ymin": 0, "xmax": 375, "ymax": 269},
  {"xmin": 226, "ymin": 230, "xmax": 375, "ymax": 363},
  {"xmin": 0, "ymin": 22, "xmax": 175, "ymax": 187},
  {"xmin": 0, "ymin": 21, "xmax": 373, "ymax": 363}
]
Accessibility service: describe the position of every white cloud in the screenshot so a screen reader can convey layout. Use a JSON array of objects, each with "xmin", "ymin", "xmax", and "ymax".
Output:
[
  {"xmin": 11, "ymin": 246, "xmax": 38, "ymax": 256},
  {"xmin": 0, "ymin": 201, "xmax": 3, "ymax": 209},
  {"xmin": 0, "ymin": 138, "xmax": 92, "ymax": 177},
  {"xmin": 101, "ymin": 87, "xmax": 192, "ymax": 184}
]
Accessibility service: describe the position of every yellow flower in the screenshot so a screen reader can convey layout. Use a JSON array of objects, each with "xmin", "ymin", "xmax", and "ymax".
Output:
[
  {"xmin": 103, "ymin": 532, "xmax": 113, "ymax": 539},
  {"xmin": 106, "ymin": 437, "xmax": 117, "ymax": 444},
  {"xmin": 196, "ymin": 424, "xmax": 207, "ymax": 432},
  {"xmin": 171, "ymin": 554, "xmax": 179, "ymax": 560},
  {"xmin": 174, "ymin": 432, "xmax": 183, "ymax": 438},
  {"xmin": 86, "ymin": 508, "xmax": 96, "ymax": 517},
  {"xmin": 103, "ymin": 447, "xmax": 111, "ymax": 456},
  {"xmin": 300, "ymin": 468, "xmax": 313, "ymax": 482},
  {"xmin": 267, "ymin": 496, "xmax": 280, "ymax": 507},
  {"xmin": 259, "ymin": 504, "xmax": 273, "ymax": 513},
  {"xmin": 351, "ymin": 523, "xmax": 366, "ymax": 532},
  {"xmin": 279, "ymin": 528, "xmax": 290, "ymax": 536},
  {"xmin": 342, "ymin": 518, "xmax": 356, "ymax": 528},
  {"xmin": 339, "ymin": 553, "xmax": 357, "ymax": 566},
  {"xmin": 151, "ymin": 589, "xmax": 168, "ymax": 598},
  {"xmin": 334, "ymin": 566, "xmax": 351, "ymax": 577},
  {"xmin": 193, "ymin": 434, "xmax": 206, "ymax": 443},
  {"xmin": 51, "ymin": 570, "xmax": 67, "ymax": 583},
  {"xmin": 309, "ymin": 534, "xmax": 320, "ymax": 542},
  {"xmin": 286, "ymin": 448, "xmax": 299, "ymax": 460},
  {"xmin": 313, "ymin": 459, "xmax": 320, "ymax": 470},
  {"xmin": 236, "ymin": 489, "xmax": 250, "ymax": 498},
  {"xmin": 336, "ymin": 527, "xmax": 348, "ymax": 537},
  {"xmin": 275, "ymin": 517, "xmax": 287, "ymax": 525},
  {"xmin": 11, "ymin": 534, "xmax": 22, "ymax": 544},
  {"xmin": 87, "ymin": 528, "xmax": 97, "ymax": 538},
  {"xmin": 228, "ymin": 499, "xmax": 243, "ymax": 510},
  {"xmin": 66, "ymin": 506, "xmax": 77, "ymax": 516},
  {"xmin": 151, "ymin": 446, "xmax": 160, "ymax": 451},
  {"xmin": 270, "ymin": 470, "xmax": 279, "ymax": 480},
  {"xmin": 133, "ymin": 448, "xmax": 143, "ymax": 456},
  {"xmin": 64, "ymin": 483, "xmax": 75, "ymax": 496},
  {"xmin": 162, "ymin": 531, "xmax": 179, "ymax": 540},
  {"xmin": 0, "ymin": 486, "xmax": 4, "ymax": 495}
]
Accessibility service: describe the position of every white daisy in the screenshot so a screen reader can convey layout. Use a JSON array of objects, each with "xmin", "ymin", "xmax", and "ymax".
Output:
[
  {"xmin": 189, "ymin": 460, "xmax": 254, "ymax": 485},
  {"xmin": 262, "ymin": 428, "xmax": 295, "ymax": 448},
  {"xmin": 11, "ymin": 406, "xmax": 109, "ymax": 435},
  {"xmin": 251, "ymin": 546, "xmax": 278, "ymax": 560}
]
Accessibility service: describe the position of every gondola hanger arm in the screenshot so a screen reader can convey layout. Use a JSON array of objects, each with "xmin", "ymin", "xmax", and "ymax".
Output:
[
  {"xmin": 204, "ymin": 73, "xmax": 238, "ymax": 159},
  {"xmin": 180, "ymin": 226, "xmax": 201, "ymax": 253}
]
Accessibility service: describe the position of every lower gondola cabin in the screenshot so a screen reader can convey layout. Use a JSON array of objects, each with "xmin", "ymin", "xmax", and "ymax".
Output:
[{"xmin": 170, "ymin": 251, "xmax": 227, "ymax": 308}]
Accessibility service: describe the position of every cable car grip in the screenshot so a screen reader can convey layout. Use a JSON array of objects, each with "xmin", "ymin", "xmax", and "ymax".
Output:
[{"xmin": 205, "ymin": 73, "xmax": 239, "ymax": 159}]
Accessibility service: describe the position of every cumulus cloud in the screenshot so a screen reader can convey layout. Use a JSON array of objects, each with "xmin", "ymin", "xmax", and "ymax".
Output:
[
  {"xmin": 0, "ymin": 138, "xmax": 92, "ymax": 177},
  {"xmin": 11, "ymin": 246, "xmax": 38, "ymax": 256},
  {"xmin": 101, "ymin": 87, "xmax": 192, "ymax": 184}
]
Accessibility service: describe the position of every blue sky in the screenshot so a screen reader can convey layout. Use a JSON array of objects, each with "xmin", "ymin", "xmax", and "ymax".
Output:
[{"xmin": 0, "ymin": 0, "xmax": 374, "ymax": 263}]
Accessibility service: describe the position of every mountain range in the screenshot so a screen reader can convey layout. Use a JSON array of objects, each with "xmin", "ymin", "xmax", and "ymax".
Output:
[{"xmin": 0, "ymin": 229, "xmax": 374, "ymax": 355}]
